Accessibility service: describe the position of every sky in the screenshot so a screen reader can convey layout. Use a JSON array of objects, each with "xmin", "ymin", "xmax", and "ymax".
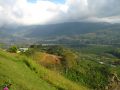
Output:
[
  {"xmin": 0, "ymin": 0, "xmax": 120, "ymax": 25},
  {"xmin": 28, "ymin": 0, "xmax": 65, "ymax": 4}
]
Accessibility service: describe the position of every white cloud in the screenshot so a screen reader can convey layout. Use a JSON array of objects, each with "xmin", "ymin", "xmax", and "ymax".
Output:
[
  {"xmin": 0, "ymin": 6, "xmax": 3, "ymax": 11},
  {"xmin": 11, "ymin": 0, "xmax": 63, "ymax": 24},
  {"xmin": 0, "ymin": 0, "xmax": 67, "ymax": 25},
  {"xmin": 0, "ymin": 0, "xmax": 120, "ymax": 25}
]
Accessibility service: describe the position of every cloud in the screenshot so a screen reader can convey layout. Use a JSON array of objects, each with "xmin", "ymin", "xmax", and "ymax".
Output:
[
  {"xmin": 63, "ymin": 0, "xmax": 120, "ymax": 22},
  {"xmin": 0, "ymin": 0, "xmax": 120, "ymax": 25}
]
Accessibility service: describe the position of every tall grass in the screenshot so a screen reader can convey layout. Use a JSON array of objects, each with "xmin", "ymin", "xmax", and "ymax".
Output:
[
  {"xmin": 22, "ymin": 56, "xmax": 89, "ymax": 90},
  {"xmin": 0, "ymin": 50, "xmax": 88, "ymax": 90}
]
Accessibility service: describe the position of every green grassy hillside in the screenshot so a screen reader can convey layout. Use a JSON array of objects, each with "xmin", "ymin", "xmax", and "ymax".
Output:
[{"xmin": 0, "ymin": 49, "xmax": 88, "ymax": 90}]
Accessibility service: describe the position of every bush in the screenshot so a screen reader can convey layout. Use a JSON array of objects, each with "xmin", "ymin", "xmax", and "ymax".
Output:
[
  {"xmin": 8, "ymin": 46, "xmax": 17, "ymax": 53},
  {"xmin": 108, "ymin": 48, "xmax": 120, "ymax": 58}
]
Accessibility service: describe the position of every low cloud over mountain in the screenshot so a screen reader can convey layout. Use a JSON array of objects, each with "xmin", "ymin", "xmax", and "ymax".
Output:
[{"xmin": 0, "ymin": 0, "xmax": 120, "ymax": 25}]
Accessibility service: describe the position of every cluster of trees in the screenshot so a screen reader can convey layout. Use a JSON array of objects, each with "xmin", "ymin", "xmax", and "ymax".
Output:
[
  {"xmin": 108, "ymin": 48, "xmax": 120, "ymax": 58},
  {"xmin": 8, "ymin": 46, "xmax": 18, "ymax": 53}
]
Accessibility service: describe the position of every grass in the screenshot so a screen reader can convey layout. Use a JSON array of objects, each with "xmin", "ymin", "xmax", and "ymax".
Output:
[
  {"xmin": 0, "ymin": 52, "xmax": 57, "ymax": 90},
  {"xmin": 0, "ymin": 49, "xmax": 88, "ymax": 90}
]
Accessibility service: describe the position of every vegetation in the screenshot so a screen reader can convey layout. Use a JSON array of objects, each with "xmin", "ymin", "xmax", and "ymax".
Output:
[
  {"xmin": 0, "ymin": 49, "xmax": 88, "ymax": 90},
  {"xmin": 108, "ymin": 48, "xmax": 120, "ymax": 58},
  {"xmin": 1, "ymin": 19, "xmax": 120, "ymax": 90},
  {"xmin": 1, "ymin": 28, "xmax": 120, "ymax": 90},
  {"xmin": 8, "ymin": 46, "xmax": 18, "ymax": 53},
  {"xmin": 24, "ymin": 45, "xmax": 120, "ymax": 90}
]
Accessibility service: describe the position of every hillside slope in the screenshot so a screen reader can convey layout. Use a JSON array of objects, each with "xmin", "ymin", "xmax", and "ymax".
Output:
[{"xmin": 0, "ymin": 49, "xmax": 88, "ymax": 90}]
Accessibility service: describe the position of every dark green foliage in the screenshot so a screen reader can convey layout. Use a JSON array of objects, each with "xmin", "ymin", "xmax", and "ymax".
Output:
[
  {"xmin": 8, "ymin": 46, "xmax": 17, "ymax": 53},
  {"xmin": 22, "ymin": 48, "xmax": 35, "ymax": 56},
  {"xmin": 108, "ymin": 48, "xmax": 120, "ymax": 58},
  {"xmin": 62, "ymin": 59, "xmax": 110, "ymax": 90},
  {"xmin": 46, "ymin": 46, "xmax": 64, "ymax": 56},
  {"xmin": 0, "ymin": 80, "xmax": 12, "ymax": 89}
]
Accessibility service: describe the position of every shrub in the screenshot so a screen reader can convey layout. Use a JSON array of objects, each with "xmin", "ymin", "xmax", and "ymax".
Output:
[{"xmin": 8, "ymin": 46, "xmax": 17, "ymax": 53}]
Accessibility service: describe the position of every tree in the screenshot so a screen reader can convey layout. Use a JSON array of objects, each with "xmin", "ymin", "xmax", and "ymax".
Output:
[{"xmin": 8, "ymin": 46, "xmax": 17, "ymax": 53}]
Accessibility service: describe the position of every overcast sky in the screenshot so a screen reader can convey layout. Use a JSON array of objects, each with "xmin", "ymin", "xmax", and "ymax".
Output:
[{"xmin": 0, "ymin": 0, "xmax": 120, "ymax": 25}]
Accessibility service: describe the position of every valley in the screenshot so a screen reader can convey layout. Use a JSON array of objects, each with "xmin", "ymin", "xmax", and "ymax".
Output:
[
  {"xmin": 1, "ymin": 0, "xmax": 120, "ymax": 90},
  {"xmin": 0, "ymin": 22, "xmax": 120, "ymax": 90}
]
